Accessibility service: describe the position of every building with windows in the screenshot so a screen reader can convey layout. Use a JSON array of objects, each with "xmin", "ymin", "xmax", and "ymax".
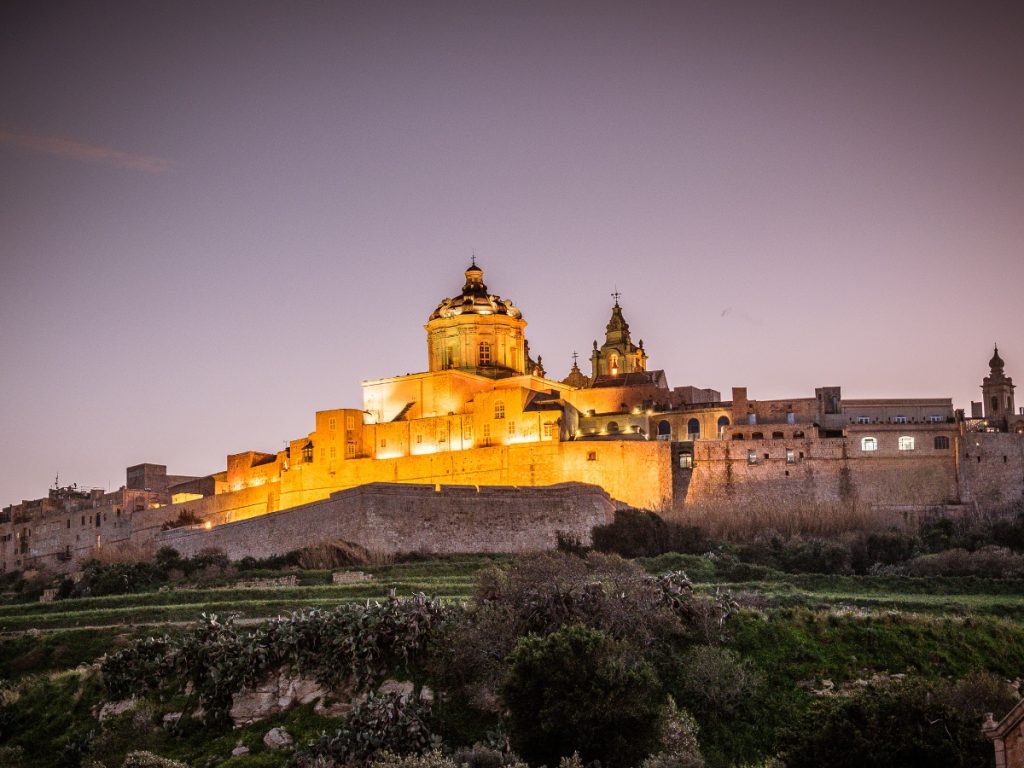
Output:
[{"xmin": 3, "ymin": 261, "xmax": 1023, "ymax": 572}]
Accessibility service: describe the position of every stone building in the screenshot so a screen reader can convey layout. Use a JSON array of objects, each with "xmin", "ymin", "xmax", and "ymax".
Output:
[{"xmin": 3, "ymin": 261, "xmax": 1023, "ymax": 572}]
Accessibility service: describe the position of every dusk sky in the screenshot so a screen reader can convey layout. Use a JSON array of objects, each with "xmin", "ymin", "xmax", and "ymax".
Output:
[{"xmin": 2, "ymin": 1, "xmax": 1022, "ymax": 504}]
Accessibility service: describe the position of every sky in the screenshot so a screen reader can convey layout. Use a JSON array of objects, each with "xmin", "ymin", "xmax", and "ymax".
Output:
[{"xmin": 1, "ymin": 1, "xmax": 1022, "ymax": 504}]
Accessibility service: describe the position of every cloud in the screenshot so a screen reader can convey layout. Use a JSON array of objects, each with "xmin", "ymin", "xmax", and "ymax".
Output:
[{"xmin": 0, "ymin": 129, "xmax": 171, "ymax": 173}]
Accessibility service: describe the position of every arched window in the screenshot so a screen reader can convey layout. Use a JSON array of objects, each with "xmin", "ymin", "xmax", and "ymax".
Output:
[
  {"xmin": 658, "ymin": 420, "xmax": 671, "ymax": 436},
  {"xmin": 751, "ymin": 431, "xmax": 764, "ymax": 439},
  {"xmin": 494, "ymin": 401, "xmax": 505, "ymax": 419},
  {"xmin": 687, "ymin": 419, "xmax": 700, "ymax": 439},
  {"xmin": 609, "ymin": 354, "xmax": 619, "ymax": 375},
  {"xmin": 607, "ymin": 421, "xmax": 620, "ymax": 434},
  {"xmin": 717, "ymin": 416, "xmax": 730, "ymax": 437},
  {"xmin": 991, "ymin": 396, "xmax": 999, "ymax": 412},
  {"xmin": 898, "ymin": 436, "xmax": 915, "ymax": 451},
  {"xmin": 479, "ymin": 342, "xmax": 491, "ymax": 366},
  {"xmin": 772, "ymin": 431, "xmax": 784, "ymax": 440},
  {"xmin": 934, "ymin": 436, "xmax": 950, "ymax": 449},
  {"xmin": 861, "ymin": 437, "xmax": 878, "ymax": 452}
]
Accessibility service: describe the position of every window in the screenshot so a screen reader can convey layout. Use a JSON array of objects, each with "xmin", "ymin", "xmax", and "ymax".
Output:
[
  {"xmin": 320, "ymin": 447, "xmax": 326, "ymax": 460},
  {"xmin": 494, "ymin": 401, "xmax": 505, "ymax": 419},
  {"xmin": 482, "ymin": 424, "xmax": 491, "ymax": 446},
  {"xmin": 747, "ymin": 450, "xmax": 758, "ymax": 464},
  {"xmin": 861, "ymin": 437, "xmax": 878, "ymax": 452},
  {"xmin": 463, "ymin": 424, "xmax": 473, "ymax": 441},
  {"xmin": 679, "ymin": 453, "xmax": 693, "ymax": 469},
  {"xmin": 347, "ymin": 415, "xmax": 355, "ymax": 429},
  {"xmin": 898, "ymin": 436, "xmax": 915, "ymax": 451},
  {"xmin": 793, "ymin": 430, "xmax": 805, "ymax": 438},
  {"xmin": 732, "ymin": 433, "xmax": 744, "ymax": 440},
  {"xmin": 330, "ymin": 446, "xmax": 337, "ymax": 459},
  {"xmin": 991, "ymin": 395, "xmax": 999, "ymax": 412},
  {"xmin": 438, "ymin": 426, "xmax": 447, "ymax": 442},
  {"xmin": 543, "ymin": 422, "xmax": 555, "ymax": 439},
  {"xmin": 786, "ymin": 448, "xmax": 796, "ymax": 464},
  {"xmin": 346, "ymin": 442, "xmax": 355, "ymax": 458},
  {"xmin": 302, "ymin": 442, "xmax": 314, "ymax": 463},
  {"xmin": 687, "ymin": 418, "xmax": 700, "ymax": 440},
  {"xmin": 380, "ymin": 439, "xmax": 387, "ymax": 449},
  {"xmin": 857, "ymin": 416, "xmax": 872, "ymax": 424},
  {"xmin": 929, "ymin": 415, "xmax": 944, "ymax": 423},
  {"xmin": 748, "ymin": 413, "xmax": 757, "ymax": 425},
  {"xmin": 934, "ymin": 436, "xmax": 950, "ymax": 450},
  {"xmin": 787, "ymin": 411, "xmax": 796, "ymax": 425},
  {"xmin": 607, "ymin": 421, "xmax": 620, "ymax": 434},
  {"xmin": 751, "ymin": 432, "xmax": 764, "ymax": 440},
  {"xmin": 416, "ymin": 434, "xmax": 423, "ymax": 444},
  {"xmin": 587, "ymin": 451, "xmax": 597, "ymax": 461},
  {"xmin": 479, "ymin": 342, "xmax": 491, "ymax": 365},
  {"xmin": 893, "ymin": 415, "xmax": 908, "ymax": 423},
  {"xmin": 609, "ymin": 354, "xmax": 619, "ymax": 375},
  {"xmin": 508, "ymin": 421, "xmax": 516, "ymax": 437},
  {"xmin": 328, "ymin": 417, "xmax": 336, "ymax": 431},
  {"xmin": 717, "ymin": 416, "xmax": 730, "ymax": 437},
  {"xmin": 772, "ymin": 431, "xmax": 784, "ymax": 440}
]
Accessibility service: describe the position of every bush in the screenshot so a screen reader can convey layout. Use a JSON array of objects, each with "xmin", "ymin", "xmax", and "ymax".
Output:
[
  {"xmin": 639, "ymin": 697, "xmax": 704, "ymax": 768},
  {"xmin": 906, "ymin": 546, "xmax": 1024, "ymax": 578},
  {"xmin": 501, "ymin": 624, "xmax": 665, "ymax": 768},
  {"xmin": 121, "ymin": 752, "xmax": 188, "ymax": 768},
  {"xmin": 296, "ymin": 692, "xmax": 435, "ymax": 766},
  {"xmin": 781, "ymin": 673, "xmax": 1018, "ymax": 768},
  {"xmin": 592, "ymin": 510, "xmax": 707, "ymax": 558}
]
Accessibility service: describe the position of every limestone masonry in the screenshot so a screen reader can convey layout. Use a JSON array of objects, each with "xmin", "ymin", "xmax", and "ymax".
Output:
[{"xmin": 2, "ymin": 262, "xmax": 1022, "ymax": 572}]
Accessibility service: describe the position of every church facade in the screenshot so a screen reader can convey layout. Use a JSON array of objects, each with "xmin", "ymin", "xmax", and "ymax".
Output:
[{"xmin": 3, "ymin": 262, "xmax": 1023, "ymax": 572}]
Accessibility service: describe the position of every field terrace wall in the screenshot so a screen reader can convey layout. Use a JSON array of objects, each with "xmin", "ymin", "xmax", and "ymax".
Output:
[{"xmin": 153, "ymin": 481, "xmax": 615, "ymax": 560}]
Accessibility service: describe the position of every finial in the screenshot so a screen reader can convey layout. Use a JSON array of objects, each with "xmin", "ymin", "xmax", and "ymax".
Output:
[
  {"xmin": 611, "ymin": 288, "xmax": 621, "ymax": 305},
  {"xmin": 471, "ymin": 253, "xmax": 476, "ymax": 268},
  {"xmin": 571, "ymin": 350, "xmax": 579, "ymax": 366}
]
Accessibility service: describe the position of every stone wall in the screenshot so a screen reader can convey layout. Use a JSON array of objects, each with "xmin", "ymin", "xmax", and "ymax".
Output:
[
  {"xmin": 961, "ymin": 432, "xmax": 1024, "ymax": 510},
  {"xmin": 152, "ymin": 481, "xmax": 614, "ymax": 560}
]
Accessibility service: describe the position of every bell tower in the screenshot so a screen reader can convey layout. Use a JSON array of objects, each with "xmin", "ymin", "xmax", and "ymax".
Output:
[
  {"xmin": 982, "ymin": 344, "xmax": 1015, "ymax": 428},
  {"xmin": 590, "ymin": 292, "xmax": 647, "ymax": 380}
]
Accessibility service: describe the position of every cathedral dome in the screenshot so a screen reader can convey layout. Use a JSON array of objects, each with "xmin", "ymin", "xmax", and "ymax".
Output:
[{"xmin": 428, "ymin": 260, "xmax": 523, "ymax": 321}]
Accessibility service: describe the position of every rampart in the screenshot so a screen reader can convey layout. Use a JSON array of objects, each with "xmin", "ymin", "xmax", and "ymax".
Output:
[{"xmin": 152, "ymin": 481, "xmax": 614, "ymax": 560}]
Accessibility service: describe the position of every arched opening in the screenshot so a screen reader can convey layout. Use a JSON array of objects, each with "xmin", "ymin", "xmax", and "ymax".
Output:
[
  {"xmin": 607, "ymin": 421, "xmax": 620, "ymax": 434},
  {"xmin": 991, "ymin": 395, "xmax": 999, "ymax": 412},
  {"xmin": 772, "ymin": 431, "xmax": 784, "ymax": 440},
  {"xmin": 658, "ymin": 420, "xmax": 671, "ymax": 436},
  {"xmin": 687, "ymin": 418, "xmax": 700, "ymax": 440},
  {"xmin": 793, "ymin": 430, "xmax": 805, "ymax": 439},
  {"xmin": 732, "ymin": 433, "xmax": 744, "ymax": 441},
  {"xmin": 751, "ymin": 432, "xmax": 764, "ymax": 440},
  {"xmin": 609, "ymin": 354, "xmax": 619, "ymax": 376},
  {"xmin": 717, "ymin": 416, "xmax": 730, "ymax": 438}
]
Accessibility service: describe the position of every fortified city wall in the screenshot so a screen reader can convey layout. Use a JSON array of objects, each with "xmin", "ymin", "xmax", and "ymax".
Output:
[{"xmin": 153, "ymin": 482, "xmax": 614, "ymax": 560}]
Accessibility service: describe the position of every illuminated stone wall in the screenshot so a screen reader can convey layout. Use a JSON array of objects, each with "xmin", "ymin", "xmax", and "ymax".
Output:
[{"xmin": 153, "ymin": 481, "xmax": 615, "ymax": 560}]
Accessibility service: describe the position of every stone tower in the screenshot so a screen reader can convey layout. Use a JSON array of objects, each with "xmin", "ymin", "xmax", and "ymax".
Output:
[
  {"xmin": 425, "ymin": 260, "xmax": 528, "ymax": 377},
  {"xmin": 982, "ymin": 344, "xmax": 1015, "ymax": 427},
  {"xmin": 590, "ymin": 294, "xmax": 647, "ymax": 380}
]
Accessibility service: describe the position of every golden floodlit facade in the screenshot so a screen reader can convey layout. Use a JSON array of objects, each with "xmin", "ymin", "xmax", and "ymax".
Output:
[{"xmin": 3, "ymin": 261, "xmax": 1023, "ymax": 572}]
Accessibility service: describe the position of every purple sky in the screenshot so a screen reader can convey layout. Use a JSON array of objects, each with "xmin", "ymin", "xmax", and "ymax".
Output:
[{"xmin": 2, "ymin": 1, "xmax": 1023, "ymax": 504}]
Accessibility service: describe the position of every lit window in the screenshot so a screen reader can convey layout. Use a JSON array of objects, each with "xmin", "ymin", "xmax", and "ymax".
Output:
[
  {"xmin": 861, "ymin": 437, "xmax": 878, "ymax": 452},
  {"xmin": 786, "ymin": 448, "xmax": 796, "ymax": 464},
  {"xmin": 346, "ymin": 442, "xmax": 355, "ymax": 457},
  {"xmin": 679, "ymin": 453, "xmax": 693, "ymax": 469},
  {"xmin": 494, "ymin": 401, "xmax": 505, "ymax": 419},
  {"xmin": 543, "ymin": 422, "xmax": 555, "ymax": 439},
  {"xmin": 479, "ymin": 342, "xmax": 491, "ymax": 365},
  {"xmin": 934, "ymin": 436, "xmax": 950, "ymax": 450},
  {"xmin": 302, "ymin": 442, "xmax": 313, "ymax": 463},
  {"xmin": 748, "ymin": 413, "xmax": 757, "ymax": 425},
  {"xmin": 898, "ymin": 436, "xmax": 915, "ymax": 451},
  {"xmin": 747, "ymin": 450, "xmax": 758, "ymax": 464},
  {"xmin": 609, "ymin": 354, "xmax": 619, "ymax": 375},
  {"xmin": 787, "ymin": 412, "xmax": 796, "ymax": 425},
  {"xmin": 482, "ymin": 424, "xmax": 491, "ymax": 446},
  {"xmin": 508, "ymin": 422, "xmax": 516, "ymax": 436}
]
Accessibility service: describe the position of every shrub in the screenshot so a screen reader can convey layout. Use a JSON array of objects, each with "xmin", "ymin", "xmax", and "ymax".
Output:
[
  {"xmin": 121, "ymin": 752, "xmax": 189, "ymax": 768},
  {"xmin": 906, "ymin": 546, "xmax": 1024, "ymax": 578},
  {"xmin": 296, "ymin": 691, "xmax": 435, "ymax": 766},
  {"xmin": 639, "ymin": 698, "xmax": 704, "ymax": 768},
  {"xmin": 501, "ymin": 624, "xmax": 665, "ymax": 768},
  {"xmin": 592, "ymin": 510, "xmax": 707, "ymax": 558},
  {"xmin": 781, "ymin": 673, "xmax": 1018, "ymax": 768}
]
